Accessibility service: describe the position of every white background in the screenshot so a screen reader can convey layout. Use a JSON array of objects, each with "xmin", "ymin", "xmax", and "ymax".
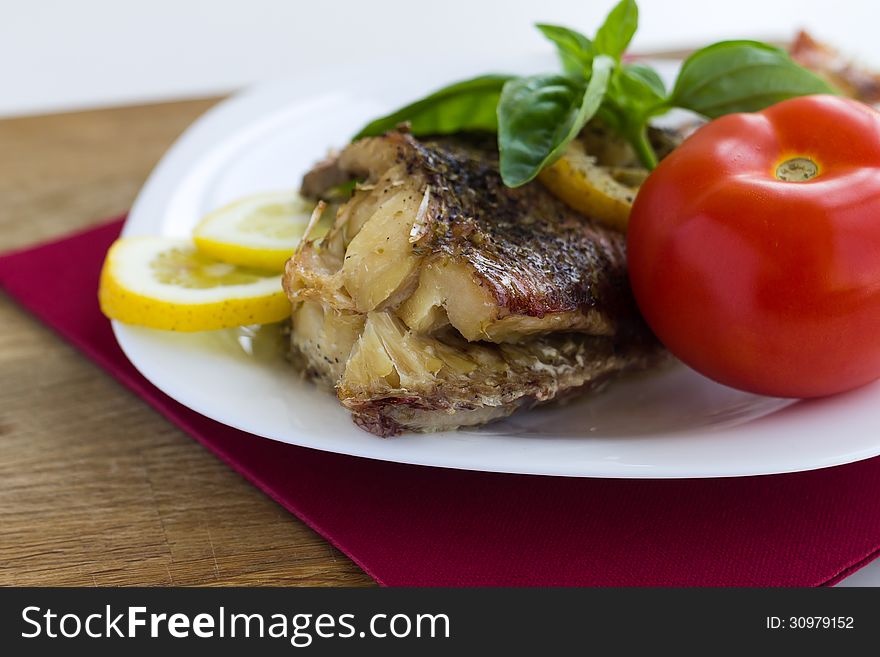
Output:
[
  {"xmin": 1, "ymin": 0, "xmax": 878, "ymax": 117},
  {"xmin": 4, "ymin": 0, "xmax": 879, "ymax": 586}
]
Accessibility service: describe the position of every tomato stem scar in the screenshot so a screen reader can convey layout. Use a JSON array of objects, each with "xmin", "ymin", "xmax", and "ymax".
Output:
[{"xmin": 775, "ymin": 157, "xmax": 819, "ymax": 182}]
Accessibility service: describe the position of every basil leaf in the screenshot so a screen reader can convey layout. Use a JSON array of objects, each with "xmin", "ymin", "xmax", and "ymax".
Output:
[
  {"xmin": 594, "ymin": 0, "xmax": 638, "ymax": 60},
  {"xmin": 354, "ymin": 74, "xmax": 514, "ymax": 140},
  {"xmin": 620, "ymin": 63, "xmax": 666, "ymax": 100},
  {"xmin": 535, "ymin": 23, "xmax": 594, "ymax": 77},
  {"xmin": 671, "ymin": 40, "xmax": 836, "ymax": 118},
  {"xmin": 498, "ymin": 55, "xmax": 614, "ymax": 186},
  {"xmin": 606, "ymin": 63, "xmax": 666, "ymax": 117}
]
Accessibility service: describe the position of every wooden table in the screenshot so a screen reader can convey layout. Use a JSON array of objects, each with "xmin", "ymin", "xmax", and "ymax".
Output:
[{"xmin": 0, "ymin": 100, "xmax": 374, "ymax": 586}]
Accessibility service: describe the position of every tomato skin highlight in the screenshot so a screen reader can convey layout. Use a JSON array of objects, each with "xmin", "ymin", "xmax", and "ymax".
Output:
[{"xmin": 627, "ymin": 95, "xmax": 880, "ymax": 398}]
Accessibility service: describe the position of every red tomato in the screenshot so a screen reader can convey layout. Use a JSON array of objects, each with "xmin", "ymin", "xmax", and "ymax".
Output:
[{"xmin": 627, "ymin": 95, "xmax": 880, "ymax": 398}]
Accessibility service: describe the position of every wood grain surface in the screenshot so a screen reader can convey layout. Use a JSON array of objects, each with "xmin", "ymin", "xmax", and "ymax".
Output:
[{"xmin": 0, "ymin": 100, "xmax": 374, "ymax": 586}]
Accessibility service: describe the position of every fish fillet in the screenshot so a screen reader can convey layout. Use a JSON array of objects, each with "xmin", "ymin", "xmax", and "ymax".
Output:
[{"xmin": 285, "ymin": 132, "xmax": 661, "ymax": 435}]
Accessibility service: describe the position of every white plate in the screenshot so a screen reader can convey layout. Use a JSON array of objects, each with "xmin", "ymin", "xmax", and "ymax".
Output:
[{"xmin": 115, "ymin": 54, "xmax": 880, "ymax": 478}]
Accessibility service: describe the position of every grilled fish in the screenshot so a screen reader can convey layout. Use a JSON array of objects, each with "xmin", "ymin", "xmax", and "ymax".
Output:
[{"xmin": 285, "ymin": 132, "xmax": 662, "ymax": 436}]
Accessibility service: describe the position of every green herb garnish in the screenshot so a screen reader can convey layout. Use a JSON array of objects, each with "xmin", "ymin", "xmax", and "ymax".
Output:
[
  {"xmin": 355, "ymin": 0, "xmax": 835, "ymax": 186},
  {"xmin": 354, "ymin": 75, "xmax": 514, "ymax": 139}
]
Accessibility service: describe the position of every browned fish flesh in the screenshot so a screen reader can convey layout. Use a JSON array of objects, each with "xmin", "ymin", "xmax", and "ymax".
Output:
[{"xmin": 286, "ymin": 132, "xmax": 662, "ymax": 436}]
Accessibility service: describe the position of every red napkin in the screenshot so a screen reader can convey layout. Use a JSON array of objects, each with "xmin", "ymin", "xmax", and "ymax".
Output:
[{"xmin": 2, "ymin": 218, "xmax": 880, "ymax": 586}]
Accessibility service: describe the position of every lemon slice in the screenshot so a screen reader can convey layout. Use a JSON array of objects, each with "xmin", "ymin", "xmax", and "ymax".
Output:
[
  {"xmin": 193, "ymin": 191, "xmax": 330, "ymax": 272},
  {"xmin": 538, "ymin": 140, "xmax": 640, "ymax": 233},
  {"xmin": 99, "ymin": 237, "xmax": 290, "ymax": 331}
]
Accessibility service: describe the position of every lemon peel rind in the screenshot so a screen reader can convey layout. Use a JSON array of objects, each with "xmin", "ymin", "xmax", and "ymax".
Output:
[{"xmin": 99, "ymin": 268, "xmax": 290, "ymax": 331}]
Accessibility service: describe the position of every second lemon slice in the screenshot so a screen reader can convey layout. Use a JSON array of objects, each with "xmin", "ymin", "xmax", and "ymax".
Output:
[
  {"xmin": 538, "ymin": 141, "xmax": 640, "ymax": 233},
  {"xmin": 193, "ymin": 191, "xmax": 330, "ymax": 272}
]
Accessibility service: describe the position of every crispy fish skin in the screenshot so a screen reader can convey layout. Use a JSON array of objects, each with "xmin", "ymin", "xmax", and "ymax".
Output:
[
  {"xmin": 288, "ymin": 132, "xmax": 661, "ymax": 436},
  {"xmin": 412, "ymin": 135, "xmax": 632, "ymax": 321}
]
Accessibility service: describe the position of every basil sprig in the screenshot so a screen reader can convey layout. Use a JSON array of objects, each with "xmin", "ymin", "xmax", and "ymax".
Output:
[{"xmin": 354, "ymin": 0, "xmax": 836, "ymax": 186}]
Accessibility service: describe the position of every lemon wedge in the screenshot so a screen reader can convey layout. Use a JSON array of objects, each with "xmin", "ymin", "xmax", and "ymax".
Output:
[
  {"xmin": 192, "ymin": 191, "xmax": 330, "ymax": 272},
  {"xmin": 99, "ymin": 237, "xmax": 290, "ymax": 331}
]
